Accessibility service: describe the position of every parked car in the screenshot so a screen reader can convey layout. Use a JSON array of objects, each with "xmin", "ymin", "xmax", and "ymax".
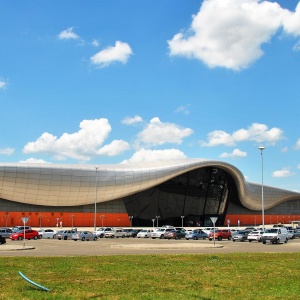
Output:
[
  {"xmin": 72, "ymin": 231, "xmax": 97, "ymax": 241},
  {"xmin": 128, "ymin": 229, "xmax": 142, "ymax": 238},
  {"xmin": 247, "ymin": 230, "xmax": 264, "ymax": 242},
  {"xmin": 151, "ymin": 227, "xmax": 175, "ymax": 239},
  {"xmin": 56, "ymin": 229, "xmax": 77, "ymax": 240},
  {"xmin": 38, "ymin": 229, "xmax": 57, "ymax": 239},
  {"xmin": 137, "ymin": 229, "xmax": 153, "ymax": 238},
  {"xmin": 232, "ymin": 230, "xmax": 249, "ymax": 242},
  {"xmin": 93, "ymin": 227, "xmax": 114, "ymax": 238},
  {"xmin": 262, "ymin": 227, "xmax": 288, "ymax": 244},
  {"xmin": 11, "ymin": 226, "xmax": 32, "ymax": 233},
  {"xmin": 164, "ymin": 229, "xmax": 186, "ymax": 240},
  {"xmin": 104, "ymin": 229, "xmax": 126, "ymax": 238},
  {"xmin": 0, "ymin": 235, "xmax": 6, "ymax": 245},
  {"xmin": 293, "ymin": 229, "xmax": 300, "ymax": 238},
  {"xmin": 203, "ymin": 227, "xmax": 218, "ymax": 235},
  {"xmin": 287, "ymin": 230, "xmax": 296, "ymax": 239},
  {"xmin": 10, "ymin": 229, "xmax": 40, "ymax": 240},
  {"xmin": 0, "ymin": 227, "xmax": 13, "ymax": 238},
  {"xmin": 122, "ymin": 229, "xmax": 133, "ymax": 237},
  {"xmin": 208, "ymin": 229, "xmax": 232, "ymax": 241},
  {"xmin": 185, "ymin": 229, "xmax": 208, "ymax": 240}
]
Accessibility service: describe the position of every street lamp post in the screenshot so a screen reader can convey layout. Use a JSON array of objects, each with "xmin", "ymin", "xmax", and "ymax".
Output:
[
  {"xmin": 155, "ymin": 215, "xmax": 160, "ymax": 227},
  {"xmin": 181, "ymin": 216, "xmax": 185, "ymax": 227},
  {"xmin": 152, "ymin": 219, "xmax": 155, "ymax": 228},
  {"xmin": 129, "ymin": 216, "xmax": 133, "ymax": 227},
  {"xmin": 94, "ymin": 167, "xmax": 99, "ymax": 232},
  {"xmin": 259, "ymin": 146, "xmax": 265, "ymax": 230},
  {"xmin": 100, "ymin": 215, "xmax": 105, "ymax": 227}
]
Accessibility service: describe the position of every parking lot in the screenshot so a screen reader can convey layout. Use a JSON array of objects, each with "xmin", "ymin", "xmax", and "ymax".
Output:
[{"xmin": 1, "ymin": 234, "xmax": 300, "ymax": 257}]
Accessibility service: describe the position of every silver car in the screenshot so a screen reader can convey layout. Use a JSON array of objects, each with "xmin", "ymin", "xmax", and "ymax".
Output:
[{"xmin": 72, "ymin": 231, "xmax": 97, "ymax": 241}]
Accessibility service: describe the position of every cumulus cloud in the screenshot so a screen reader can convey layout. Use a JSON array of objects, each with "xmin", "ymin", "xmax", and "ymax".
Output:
[
  {"xmin": 23, "ymin": 119, "xmax": 129, "ymax": 162},
  {"xmin": 295, "ymin": 138, "xmax": 300, "ymax": 150},
  {"xmin": 122, "ymin": 115, "xmax": 143, "ymax": 125},
  {"xmin": 90, "ymin": 41, "xmax": 133, "ymax": 67},
  {"xmin": 272, "ymin": 167, "xmax": 295, "ymax": 178},
  {"xmin": 168, "ymin": 0, "xmax": 293, "ymax": 70},
  {"xmin": 121, "ymin": 148, "xmax": 187, "ymax": 164},
  {"xmin": 135, "ymin": 117, "xmax": 193, "ymax": 148},
  {"xmin": 0, "ymin": 81, "xmax": 6, "ymax": 89},
  {"xmin": 92, "ymin": 39, "xmax": 100, "ymax": 47},
  {"xmin": 283, "ymin": 2, "xmax": 300, "ymax": 36},
  {"xmin": 200, "ymin": 123, "xmax": 284, "ymax": 147},
  {"xmin": 0, "ymin": 147, "xmax": 14, "ymax": 155},
  {"xmin": 175, "ymin": 105, "xmax": 191, "ymax": 115},
  {"xmin": 219, "ymin": 148, "xmax": 247, "ymax": 158},
  {"xmin": 19, "ymin": 158, "xmax": 49, "ymax": 164},
  {"xmin": 58, "ymin": 27, "xmax": 80, "ymax": 40}
]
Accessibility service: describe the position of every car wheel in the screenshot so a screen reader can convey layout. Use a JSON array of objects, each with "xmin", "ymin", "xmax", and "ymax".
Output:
[
  {"xmin": 34, "ymin": 236, "xmax": 38, "ymax": 240},
  {"xmin": 175, "ymin": 236, "xmax": 179, "ymax": 240},
  {"xmin": 203, "ymin": 237, "xmax": 206, "ymax": 240},
  {"xmin": 263, "ymin": 241, "xmax": 266, "ymax": 244},
  {"xmin": 18, "ymin": 236, "xmax": 23, "ymax": 241},
  {"xmin": 111, "ymin": 235, "xmax": 114, "ymax": 238},
  {"xmin": 64, "ymin": 236, "xmax": 67, "ymax": 240},
  {"xmin": 193, "ymin": 236, "xmax": 197, "ymax": 240},
  {"xmin": 100, "ymin": 234, "xmax": 104, "ymax": 238},
  {"xmin": 160, "ymin": 235, "xmax": 164, "ymax": 239},
  {"xmin": 228, "ymin": 236, "xmax": 232, "ymax": 240},
  {"xmin": 82, "ymin": 237, "xmax": 85, "ymax": 241},
  {"xmin": 93, "ymin": 237, "xmax": 97, "ymax": 241},
  {"xmin": 53, "ymin": 234, "xmax": 56, "ymax": 239},
  {"xmin": 152, "ymin": 237, "xmax": 155, "ymax": 239},
  {"xmin": 39, "ymin": 235, "xmax": 43, "ymax": 239},
  {"xmin": 74, "ymin": 239, "xmax": 77, "ymax": 241},
  {"xmin": 218, "ymin": 236, "xmax": 222, "ymax": 241},
  {"xmin": 249, "ymin": 240, "xmax": 252, "ymax": 242},
  {"xmin": 276, "ymin": 238, "xmax": 280, "ymax": 244},
  {"xmin": 285, "ymin": 238, "xmax": 288, "ymax": 243},
  {"xmin": 122, "ymin": 235, "xmax": 125, "ymax": 238},
  {"xmin": 233, "ymin": 240, "xmax": 236, "ymax": 242}
]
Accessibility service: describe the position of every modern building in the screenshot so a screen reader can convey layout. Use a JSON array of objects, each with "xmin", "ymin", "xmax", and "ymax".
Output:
[{"xmin": 1, "ymin": 159, "xmax": 300, "ymax": 228}]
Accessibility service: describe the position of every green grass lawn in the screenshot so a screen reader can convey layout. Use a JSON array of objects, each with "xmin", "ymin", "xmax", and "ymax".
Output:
[{"xmin": 1, "ymin": 253, "xmax": 300, "ymax": 299}]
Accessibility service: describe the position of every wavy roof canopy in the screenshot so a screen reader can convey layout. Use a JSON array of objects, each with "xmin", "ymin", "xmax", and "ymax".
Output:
[{"xmin": 0, "ymin": 159, "xmax": 299, "ymax": 209}]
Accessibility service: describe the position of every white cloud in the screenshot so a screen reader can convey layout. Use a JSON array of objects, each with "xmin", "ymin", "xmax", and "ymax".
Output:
[
  {"xmin": 297, "ymin": 164, "xmax": 300, "ymax": 169},
  {"xmin": 283, "ymin": 2, "xmax": 300, "ymax": 36},
  {"xmin": 23, "ymin": 119, "xmax": 129, "ymax": 162},
  {"xmin": 19, "ymin": 158, "xmax": 49, "ymax": 164},
  {"xmin": 168, "ymin": 0, "xmax": 291, "ymax": 70},
  {"xmin": 220, "ymin": 148, "xmax": 247, "ymax": 158},
  {"xmin": 97, "ymin": 140, "xmax": 130, "ymax": 156},
  {"xmin": 135, "ymin": 117, "xmax": 193, "ymax": 148},
  {"xmin": 293, "ymin": 40, "xmax": 300, "ymax": 51},
  {"xmin": 122, "ymin": 115, "xmax": 143, "ymax": 125},
  {"xmin": 175, "ymin": 105, "xmax": 191, "ymax": 115},
  {"xmin": 295, "ymin": 138, "xmax": 300, "ymax": 150},
  {"xmin": 281, "ymin": 147, "xmax": 288, "ymax": 153},
  {"xmin": 58, "ymin": 27, "xmax": 80, "ymax": 40},
  {"xmin": 200, "ymin": 123, "xmax": 284, "ymax": 147},
  {"xmin": 92, "ymin": 39, "xmax": 100, "ymax": 47},
  {"xmin": 272, "ymin": 167, "xmax": 295, "ymax": 178},
  {"xmin": 90, "ymin": 41, "xmax": 133, "ymax": 68},
  {"xmin": 0, "ymin": 81, "xmax": 6, "ymax": 89},
  {"xmin": 121, "ymin": 148, "xmax": 187, "ymax": 164},
  {"xmin": 0, "ymin": 147, "xmax": 14, "ymax": 155}
]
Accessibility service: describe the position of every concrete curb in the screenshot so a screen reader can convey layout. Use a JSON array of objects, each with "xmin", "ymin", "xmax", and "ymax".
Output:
[
  {"xmin": 111, "ymin": 243, "xmax": 223, "ymax": 249},
  {"xmin": 0, "ymin": 245, "xmax": 35, "ymax": 251}
]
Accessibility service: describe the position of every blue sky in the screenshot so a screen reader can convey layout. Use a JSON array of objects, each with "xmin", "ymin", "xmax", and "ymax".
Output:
[{"xmin": 1, "ymin": 0, "xmax": 300, "ymax": 191}]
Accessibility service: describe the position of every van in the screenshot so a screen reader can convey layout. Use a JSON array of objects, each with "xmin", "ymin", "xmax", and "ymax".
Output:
[{"xmin": 262, "ymin": 227, "xmax": 288, "ymax": 244}]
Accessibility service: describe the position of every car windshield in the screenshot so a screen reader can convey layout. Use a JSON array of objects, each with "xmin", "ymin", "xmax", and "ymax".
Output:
[{"xmin": 266, "ymin": 229, "xmax": 278, "ymax": 233}]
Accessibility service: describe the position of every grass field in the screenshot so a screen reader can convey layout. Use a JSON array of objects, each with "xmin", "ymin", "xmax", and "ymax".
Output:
[{"xmin": 1, "ymin": 252, "xmax": 300, "ymax": 299}]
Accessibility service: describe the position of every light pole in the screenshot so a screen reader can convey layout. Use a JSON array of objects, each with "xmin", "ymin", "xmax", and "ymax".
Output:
[
  {"xmin": 156, "ymin": 215, "xmax": 160, "ymax": 227},
  {"xmin": 94, "ymin": 167, "xmax": 99, "ymax": 232},
  {"xmin": 259, "ymin": 146, "xmax": 265, "ymax": 230},
  {"xmin": 152, "ymin": 219, "xmax": 155, "ymax": 228},
  {"xmin": 129, "ymin": 216, "xmax": 133, "ymax": 227},
  {"xmin": 100, "ymin": 215, "xmax": 105, "ymax": 227},
  {"xmin": 181, "ymin": 216, "xmax": 185, "ymax": 227}
]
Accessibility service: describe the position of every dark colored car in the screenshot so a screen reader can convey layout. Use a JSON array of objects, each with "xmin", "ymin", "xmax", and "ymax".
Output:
[
  {"xmin": 10, "ymin": 229, "xmax": 40, "ymax": 240},
  {"xmin": 0, "ymin": 235, "xmax": 6, "ymax": 245},
  {"xmin": 185, "ymin": 229, "xmax": 208, "ymax": 240},
  {"xmin": 164, "ymin": 229, "xmax": 186, "ymax": 240},
  {"xmin": 128, "ymin": 229, "xmax": 142, "ymax": 237}
]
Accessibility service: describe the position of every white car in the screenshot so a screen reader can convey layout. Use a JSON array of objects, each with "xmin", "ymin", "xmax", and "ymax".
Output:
[
  {"xmin": 38, "ymin": 229, "xmax": 57, "ymax": 239},
  {"xmin": 137, "ymin": 229, "xmax": 153, "ymax": 238},
  {"xmin": 247, "ymin": 230, "xmax": 264, "ymax": 242},
  {"xmin": 151, "ymin": 227, "xmax": 174, "ymax": 239},
  {"xmin": 93, "ymin": 227, "xmax": 114, "ymax": 238}
]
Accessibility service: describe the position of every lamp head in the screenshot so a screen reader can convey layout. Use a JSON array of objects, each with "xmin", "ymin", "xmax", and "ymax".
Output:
[{"xmin": 258, "ymin": 146, "xmax": 265, "ymax": 151}]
